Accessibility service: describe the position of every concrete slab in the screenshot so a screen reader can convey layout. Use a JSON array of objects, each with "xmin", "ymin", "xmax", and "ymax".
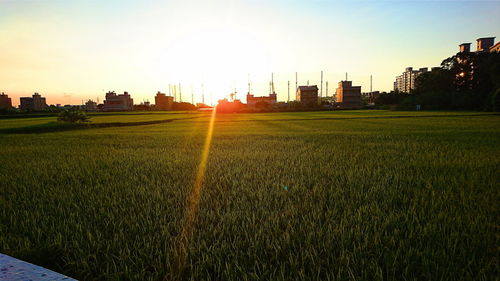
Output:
[{"xmin": 0, "ymin": 253, "xmax": 76, "ymax": 281}]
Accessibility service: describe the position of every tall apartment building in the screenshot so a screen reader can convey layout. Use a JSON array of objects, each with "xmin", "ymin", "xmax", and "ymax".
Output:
[
  {"xmin": 393, "ymin": 67, "xmax": 428, "ymax": 93},
  {"xmin": 0, "ymin": 92, "xmax": 12, "ymax": 109},
  {"xmin": 459, "ymin": 37, "xmax": 498, "ymax": 53},
  {"xmin": 103, "ymin": 91, "xmax": 133, "ymax": 111},
  {"xmin": 296, "ymin": 85, "xmax": 319, "ymax": 107},
  {"xmin": 155, "ymin": 92, "xmax": 173, "ymax": 110},
  {"xmin": 335, "ymin": 81, "xmax": 362, "ymax": 108},
  {"xmin": 19, "ymin": 93, "xmax": 47, "ymax": 111}
]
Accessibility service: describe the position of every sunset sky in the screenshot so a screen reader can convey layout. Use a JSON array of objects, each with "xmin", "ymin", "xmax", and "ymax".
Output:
[{"xmin": 1, "ymin": 0, "xmax": 499, "ymax": 106}]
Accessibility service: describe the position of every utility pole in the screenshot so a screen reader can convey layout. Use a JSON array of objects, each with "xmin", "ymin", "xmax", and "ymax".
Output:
[
  {"xmin": 370, "ymin": 75, "xmax": 373, "ymax": 93},
  {"xmin": 201, "ymin": 83, "xmax": 205, "ymax": 104},
  {"xmin": 247, "ymin": 73, "xmax": 251, "ymax": 94},
  {"xmin": 173, "ymin": 85, "xmax": 177, "ymax": 102},
  {"xmin": 326, "ymin": 81, "xmax": 329, "ymax": 97},
  {"xmin": 346, "ymin": 72, "xmax": 348, "ymax": 81},
  {"xmin": 320, "ymin": 70, "xmax": 323, "ymax": 98},
  {"xmin": 191, "ymin": 86, "xmax": 194, "ymax": 105},
  {"xmin": 179, "ymin": 83, "xmax": 182, "ymax": 102},
  {"xmin": 287, "ymin": 80, "xmax": 290, "ymax": 102},
  {"xmin": 271, "ymin": 72, "xmax": 275, "ymax": 94}
]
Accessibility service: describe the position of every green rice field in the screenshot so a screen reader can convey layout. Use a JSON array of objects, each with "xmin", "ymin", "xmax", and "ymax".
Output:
[{"xmin": 0, "ymin": 110, "xmax": 498, "ymax": 280}]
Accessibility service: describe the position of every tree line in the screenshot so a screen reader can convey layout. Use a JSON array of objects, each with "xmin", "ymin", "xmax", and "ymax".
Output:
[{"xmin": 375, "ymin": 51, "xmax": 500, "ymax": 111}]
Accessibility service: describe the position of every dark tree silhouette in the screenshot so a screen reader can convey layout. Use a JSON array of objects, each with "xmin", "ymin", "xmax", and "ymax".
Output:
[{"xmin": 57, "ymin": 108, "xmax": 90, "ymax": 123}]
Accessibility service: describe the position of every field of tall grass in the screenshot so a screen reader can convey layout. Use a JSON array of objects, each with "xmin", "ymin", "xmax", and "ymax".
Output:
[{"xmin": 0, "ymin": 110, "xmax": 498, "ymax": 280}]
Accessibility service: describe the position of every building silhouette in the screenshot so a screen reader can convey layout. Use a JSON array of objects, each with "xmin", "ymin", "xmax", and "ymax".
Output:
[
  {"xmin": 459, "ymin": 37, "xmax": 498, "ymax": 53},
  {"xmin": 0, "ymin": 92, "xmax": 12, "ymax": 109},
  {"xmin": 19, "ymin": 93, "xmax": 47, "ymax": 111},
  {"xmin": 362, "ymin": 91, "xmax": 380, "ymax": 105},
  {"xmin": 296, "ymin": 85, "xmax": 318, "ymax": 107},
  {"xmin": 103, "ymin": 91, "xmax": 133, "ymax": 111},
  {"xmin": 155, "ymin": 92, "xmax": 173, "ymax": 110},
  {"xmin": 394, "ymin": 67, "xmax": 428, "ymax": 93},
  {"xmin": 335, "ymin": 81, "xmax": 362, "ymax": 108},
  {"xmin": 246, "ymin": 92, "xmax": 277, "ymax": 107}
]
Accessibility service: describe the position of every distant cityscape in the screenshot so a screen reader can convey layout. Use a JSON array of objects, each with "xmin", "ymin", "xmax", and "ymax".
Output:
[{"xmin": 0, "ymin": 37, "xmax": 498, "ymax": 113}]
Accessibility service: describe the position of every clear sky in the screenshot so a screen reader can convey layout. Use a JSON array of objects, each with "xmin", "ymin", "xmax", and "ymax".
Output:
[{"xmin": 1, "ymin": 0, "xmax": 499, "ymax": 106}]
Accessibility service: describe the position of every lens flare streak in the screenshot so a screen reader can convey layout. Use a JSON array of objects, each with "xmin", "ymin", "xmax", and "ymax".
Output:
[{"xmin": 166, "ymin": 108, "xmax": 217, "ymax": 280}]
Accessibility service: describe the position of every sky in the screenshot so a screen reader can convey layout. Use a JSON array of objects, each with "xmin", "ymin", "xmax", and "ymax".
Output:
[{"xmin": 1, "ymin": 0, "xmax": 499, "ymax": 106}]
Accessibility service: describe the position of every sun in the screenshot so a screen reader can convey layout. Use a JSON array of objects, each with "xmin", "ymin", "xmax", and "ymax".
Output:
[{"xmin": 157, "ymin": 28, "xmax": 271, "ymax": 102}]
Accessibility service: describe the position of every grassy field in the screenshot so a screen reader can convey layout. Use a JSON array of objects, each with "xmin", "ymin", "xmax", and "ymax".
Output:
[{"xmin": 0, "ymin": 110, "xmax": 498, "ymax": 280}]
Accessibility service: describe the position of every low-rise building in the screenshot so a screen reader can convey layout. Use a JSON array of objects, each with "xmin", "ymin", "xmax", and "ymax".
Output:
[
  {"xmin": 394, "ymin": 67, "xmax": 428, "ymax": 93},
  {"xmin": 335, "ymin": 81, "xmax": 362, "ymax": 108},
  {"xmin": 296, "ymin": 85, "xmax": 318, "ymax": 107},
  {"xmin": 19, "ymin": 93, "xmax": 47, "ymax": 111},
  {"xmin": 155, "ymin": 92, "xmax": 173, "ymax": 110},
  {"xmin": 103, "ymin": 91, "xmax": 133, "ymax": 111},
  {"xmin": 362, "ymin": 91, "xmax": 380, "ymax": 105},
  {"xmin": 246, "ymin": 92, "xmax": 277, "ymax": 107},
  {"xmin": 0, "ymin": 92, "xmax": 12, "ymax": 109}
]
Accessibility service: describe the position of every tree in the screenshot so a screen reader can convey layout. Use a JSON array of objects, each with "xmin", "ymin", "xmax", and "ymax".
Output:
[
  {"xmin": 57, "ymin": 108, "xmax": 90, "ymax": 123},
  {"xmin": 414, "ymin": 51, "xmax": 500, "ymax": 110}
]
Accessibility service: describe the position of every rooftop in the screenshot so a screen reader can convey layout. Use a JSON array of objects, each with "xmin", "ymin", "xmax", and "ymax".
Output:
[{"xmin": 298, "ymin": 85, "xmax": 318, "ymax": 91}]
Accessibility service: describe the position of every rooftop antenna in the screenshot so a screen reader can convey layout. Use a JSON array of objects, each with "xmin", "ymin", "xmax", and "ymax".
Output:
[
  {"xmin": 287, "ymin": 80, "xmax": 290, "ymax": 102},
  {"xmin": 370, "ymin": 75, "xmax": 373, "ymax": 92},
  {"xmin": 320, "ymin": 70, "xmax": 323, "ymax": 98}
]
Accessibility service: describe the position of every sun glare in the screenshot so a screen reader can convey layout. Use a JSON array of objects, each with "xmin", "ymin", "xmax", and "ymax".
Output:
[{"xmin": 158, "ymin": 29, "xmax": 271, "ymax": 101}]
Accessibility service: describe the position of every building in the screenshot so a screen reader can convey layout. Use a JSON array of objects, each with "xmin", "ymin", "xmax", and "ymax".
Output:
[
  {"xmin": 459, "ymin": 43, "xmax": 471, "ymax": 53},
  {"xmin": 84, "ymin": 100, "xmax": 98, "ymax": 111},
  {"xmin": 362, "ymin": 91, "xmax": 380, "ymax": 105},
  {"xmin": 459, "ymin": 37, "xmax": 498, "ymax": 53},
  {"xmin": 476, "ymin": 37, "xmax": 495, "ymax": 52},
  {"xmin": 393, "ymin": 67, "xmax": 428, "ymax": 93},
  {"xmin": 490, "ymin": 41, "xmax": 500, "ymax": 53},
  {"xmin": 246, "ymin": 92, "xmax": 277, "ymax": 107},
  {"xmin": 155, "ymin": 92, "xmax": 173, "ymax": 110},
  {"xmin": 19, "ymin": 93, "xmax": 47, "ymax": 111},
  {"xmin": 296, "ymin": 85, "xmax": 318, "ymax": 107},
  {"xmin": 0, "ymin": 92, "xmax": 12, "ymax": 109},
  {"xmin": 103, "ymin": 91, "xmax": 133, "ymax": 111},
  {"xmin": 335, "ymin": 81, "xmax": 362, "ymax": 108}
]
